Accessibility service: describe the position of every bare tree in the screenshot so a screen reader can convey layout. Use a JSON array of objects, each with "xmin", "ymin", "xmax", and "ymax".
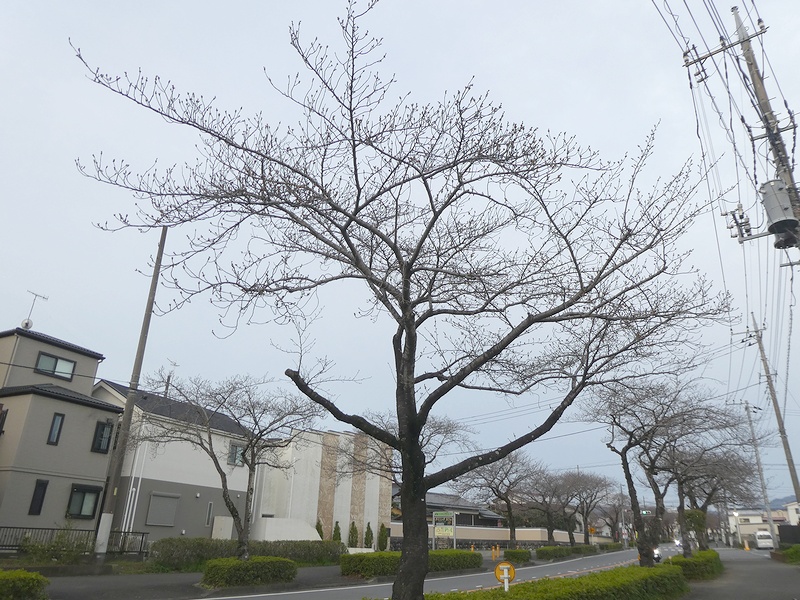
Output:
[
  {"xmin": 451, "ymin": 452, "xmax": 542, "ymax": 549},
  {"xmin": 141, "ymin": 373, "xmax": 321, "ymax": 559},
  {"xmin": 522, "ymin": 468, "xmax": 576, "ymax": 544},
  {"xmin": 77, "ymin": 3, "xmax": 727, "ymax": 597},
  {"xmin": 596, "ymin": 490, "xmax": 631, "ymax": 544},
  {"xmin": 570, "ymin": 471, "xmax": 614, "ymax": 545}
]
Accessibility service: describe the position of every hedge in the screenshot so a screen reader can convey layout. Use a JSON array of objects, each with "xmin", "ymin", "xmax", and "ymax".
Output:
[
  {"xmin": 0, "ymin": 570, "xmax": 49, "ymax": 600},
  {"xmin": 202, "ymin": 556, "xmax": 297, "ymax": 587},
  {"xmin": 534, "ymin": 545, "xmax": 574, "ymax": 560},
  {"xmin": 598, "ymin": 542, "xmax": 624, "ymax": 552},
  {"xmin": 571, "ymin": 544, "xmax": 599, "ymax": 555},
  {"xmin": 425, "ymin": 564, "xmax": 688, "ymax": 600},
  {"xmin": 150, "ymin": 537, "xmax": 346, "ymax": 570},
  {"xmin": 665, "ymin": 549, "xmax": 723, "ymax": 580},
  {"xmin": 782, "ymin": 544, "xmax": 800, "ymax": 563},
  {"xmin": 503, "ymin": 549, "xmax": 532, "ymax": 564},
  {"xmin": 341, "ymin": 549, "xmax": 482, "ymax": 578}
]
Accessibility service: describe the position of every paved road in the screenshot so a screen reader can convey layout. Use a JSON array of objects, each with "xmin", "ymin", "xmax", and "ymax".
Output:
[{"xmin": 44, "ymin": 546, "xmax": 799, "ymax": 600}]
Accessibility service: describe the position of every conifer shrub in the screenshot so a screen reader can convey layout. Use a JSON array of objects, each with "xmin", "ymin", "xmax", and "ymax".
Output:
[
  {"xmin": 377, "ymin": 523, "xmax": 389, "ymax": 551},
  {"xmin": 364, "ymin": 522, "xmax": 374, "ymax": 548},
  {"xmin": 347, "ymin": 521, "xmax": 359, "ymax": 548}
]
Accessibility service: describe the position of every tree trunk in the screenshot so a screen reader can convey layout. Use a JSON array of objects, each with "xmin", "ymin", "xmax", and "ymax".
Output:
[
  {"xmin": 392, "ymin": 479, "xmax": 429, "ymax": 600},
  {"xmin": 676, "ymin": 480, "xmax": 693, "ymax": 558},
  {"xmin": 618, "ymin": 448, "xmax": 654, "ymax": 566},
  {"xmin": 546, "ymin": 512, "xmax": 555, "ymax": 543},
  {"xmin": 505, "ymin": 500, "xmax": 517, "ymax": 549}
]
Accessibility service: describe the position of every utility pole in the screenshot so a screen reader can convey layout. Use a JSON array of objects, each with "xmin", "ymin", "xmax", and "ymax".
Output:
[
  {"xmin": 744, "ymin": 400, "xmax": 777, "ymax": 547},
  {"xmin": 95, "ymin": 226, "xmax": 168, "ymax": 556},
  {"xmin": 732, "ymin": 6, "xmax": 800, "ymax": 249},
  {"xmin": 751, "ymin": 313, "xmax": 800, "ymax": 502}
]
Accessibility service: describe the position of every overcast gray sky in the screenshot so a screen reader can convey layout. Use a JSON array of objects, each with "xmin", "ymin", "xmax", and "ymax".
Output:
[{"xmin": 2, "ymin": 1, "xmax": 799, "ymax": 502}]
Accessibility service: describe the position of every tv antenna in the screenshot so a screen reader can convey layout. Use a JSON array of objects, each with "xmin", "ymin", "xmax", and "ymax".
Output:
[{"xmin": 22, "ymin": 290, "xmax": 49, "ymax": 330}]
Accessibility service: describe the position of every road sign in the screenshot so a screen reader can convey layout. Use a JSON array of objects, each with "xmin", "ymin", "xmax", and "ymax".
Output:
[{"xmin": 494, "ymin": 561, "xmax": 515, "ymax": 591}]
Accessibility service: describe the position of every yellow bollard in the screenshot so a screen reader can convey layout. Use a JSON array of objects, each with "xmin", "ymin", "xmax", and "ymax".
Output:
[
  {"xmin": 744, "ymin": 540, "xmax": 750, "ymax": 551},
  {"xmin": 470, "ymin": 544, "xmax": 474, "ymax": 552}
]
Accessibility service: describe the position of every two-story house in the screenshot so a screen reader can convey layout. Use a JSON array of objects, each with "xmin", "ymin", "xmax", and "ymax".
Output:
[{"xmin": 0, "ymin": 326, "xmax": 122, "ymax": 530}]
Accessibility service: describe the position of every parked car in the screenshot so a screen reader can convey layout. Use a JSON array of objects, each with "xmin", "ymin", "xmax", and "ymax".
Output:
[{"xmin": 755, "ymin": 531, "xmax": 774, "ymax": 550}]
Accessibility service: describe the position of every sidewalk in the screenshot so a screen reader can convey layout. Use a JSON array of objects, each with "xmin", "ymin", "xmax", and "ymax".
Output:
[{"xmin": 683, "ymin": 548, "xmax": 800, "ymax": 599}]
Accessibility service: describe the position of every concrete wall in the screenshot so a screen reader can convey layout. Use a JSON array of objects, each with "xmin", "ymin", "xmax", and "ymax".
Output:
[{"xmin": 117, "ymin": 475, "xmax": 247, "ymax": 541}]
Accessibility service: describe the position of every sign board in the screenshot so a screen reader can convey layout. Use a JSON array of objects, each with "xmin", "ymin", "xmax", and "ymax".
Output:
[{"xmin": 494, "ymin": 561, "xmax": 516, "ymax": 591}]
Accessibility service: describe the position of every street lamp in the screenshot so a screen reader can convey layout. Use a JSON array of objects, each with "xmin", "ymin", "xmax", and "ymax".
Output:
[{"xmin": 732, "ymin": 512, "xmax": 742, "ymax": 547}]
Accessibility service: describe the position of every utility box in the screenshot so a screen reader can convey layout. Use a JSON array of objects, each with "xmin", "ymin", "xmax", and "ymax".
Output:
[{"xmin": 760, "ymin": 179, "xmax": 798, "ymax": 233}]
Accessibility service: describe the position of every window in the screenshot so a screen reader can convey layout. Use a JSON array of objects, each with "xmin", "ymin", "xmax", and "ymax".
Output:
[
  {"xmin": 35, "ymin": 352, "xmax": 76, "ymax": 381},
  {"xmin": 47, "ymin": 413, "xmax": 65, "ymax": 445},
  {"xmin": 0, "ymin": 404, "xmax": 7, "ymax": 435},
  {"xmin": 205, "ymin": 502, "xmax": 214, "ymax": 527},
  {"xmin": 66, "ymin": 484, "xmax": 101, "ymax": 519},
  {"xmin": 28, "ymin": 480, "xmax": 49, "ymax": 516},
  {"xmin": 91, "ymin": 420, "xmax": 114, "ymax": 453},
  {"xmin": 146, "ymin": 492, "xmax": 180, "ymax": 526},
  {"xmin": 227, "ymin": 443, "xmax": 245, "ymax": 466}
]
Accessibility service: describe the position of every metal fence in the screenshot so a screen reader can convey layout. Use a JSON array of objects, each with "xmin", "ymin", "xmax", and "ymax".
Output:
[{"xmin": 0, "ymin": 526, "xmax": 148, "ymax": 554}]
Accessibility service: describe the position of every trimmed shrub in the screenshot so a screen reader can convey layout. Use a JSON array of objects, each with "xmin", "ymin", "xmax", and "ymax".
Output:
[
  {"xmin": 571, "ymin": 544, "xmax": 599, "ymax": 555},
  {"xmin": 18, "ymin": 524, "xmax": 93, "ymax": 564},
  {"xmin": 348, "ymin": 521, "xmax": 359, "ymax": 548},
  {"xmin": 782, "ymin": 544, "xmax": 800, "ymax": 563},
  {"xmin": 364, "ymin": 522, "xmax": 374, "ymax": 548},
  {"xmin": 150, "ymin": 537, "xmax": 346, "ymax": 570},
  {"xmin": 428, "ymin": 549, "xmax": 482, "ymax": 572},
  {"xmin": 425, "ymin": 564, "xmax": 688, "ymax": 600},
  {"xmin": 666, "ymin": 549, "xmax": 723, "ymax": 580},
  {"xmin": 202, "ymin": 556, "xmax": 297, "ymax": 587},
  {"xmin": 0, "ymin": 569, "xmax": 49, "ymax": 600},
  {"xmin": 333, "ymin": 521, "xmax": 342, "ymax": 543},
  {"xmin": 598, "ymin": 542, "xmax": 624, "ymax": 552},
  {"xmin": 377, "ymin": 523, "xmax": 389, "ymax": 551},
  {"xmin": 503, "ymin": 548, "xmax": 532, "ymax": 564},
  {"xmin": 534, "ymin": 545, "xmax": 574, "ymax": 560},
  {"xmin": 340, "ymin": 549, "xmax": 481, "ymax": 578}
]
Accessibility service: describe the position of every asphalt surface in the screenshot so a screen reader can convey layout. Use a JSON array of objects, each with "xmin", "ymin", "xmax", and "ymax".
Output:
[{"xmin": 41, "ymin": 548, "xmax": 800, "ymax": 600}]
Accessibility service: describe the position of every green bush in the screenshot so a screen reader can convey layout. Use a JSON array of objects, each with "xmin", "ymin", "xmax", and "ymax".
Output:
[
  {"xmin": 364, "ymin": 522, "xmax": 374, "ymax": 548},
  {"xmin": 150, "ymin": 537, "xmax": 346, "ymax": 571},
  {"xmin": 18, "ymin": 523, "xmax": 94, "ymax": 564},
  {"xmin": 377, "ymin": 523, "xmax": 389, "ymax": 551},
  {"xmin": 0, "ymin": 569, "xmax": 49, "ymax": 600},
  {"xmin": 333, "ymin": 521, "xmax": 342, "ymax": 543},
  {"xmin": 202, "ymin": 556, "xmax": 297, "ymax": 588},
  {"xmin": 315, "ymin": 519, "xmax": 324, "ymax": 540},
  {"xmin": 503, "ymin": 548, "xmax": 531, "ymax": 564},
  {"xmin": 666, "ymin": 549, "xmax": 723, "ymax": 580},
  {"xmin": 570, "ymin": 544, "xmax": 599, "ymax": 555},
  {"xmin": 534, "ymin": 545, "xmax": 574, "ymax": 560},
  {"xmin": 341, "ymin": 549, "xmax": 481, "ymax": 578},
  {"xmin": 782, "ymin": 544, "xmax": 800, "ymax": 563},
  {"xmin": 425, "ymin": 564, "xmax": 688, "ymax": 600},
  {"xmin": 348, "ymin": 521, "xmax": 359, "ymax": 548},
  {"xmin": 428, "ymin": 550, "xmax": 482, "ymax": 572},
  {"xmin": 598, "ymin": 542, "xmax": 624, "ymax": 552}
]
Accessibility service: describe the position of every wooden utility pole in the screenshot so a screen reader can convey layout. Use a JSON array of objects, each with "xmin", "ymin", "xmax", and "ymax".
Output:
[
  {"xmin": 750, "ymin": 313, "xmax": 800, "ymax": 503},
  {"xmin": 744, "ymin": 400, "xmax": 777, "ymax": 547}
]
